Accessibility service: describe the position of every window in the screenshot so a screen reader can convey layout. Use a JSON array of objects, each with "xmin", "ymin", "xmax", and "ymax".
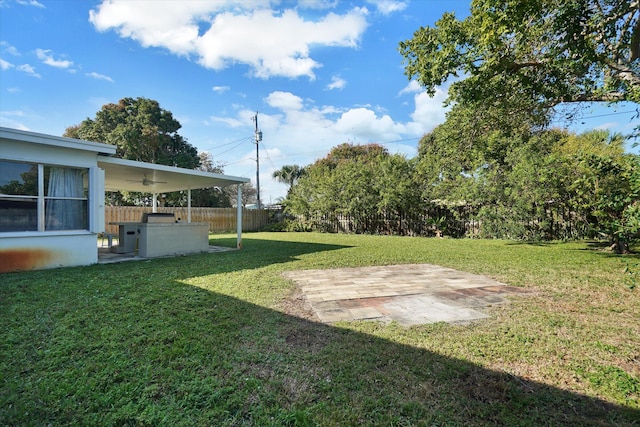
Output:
[
  {"xmin": 44, "ymin": 166, "xmax": 88, "ymax": 230},
  {"xmin": 0, "ymin": 160, "xmax": 89, "ymax": 232},
  {"xmin": 0, "ymin": 162, "xmax": 38, "ymax": 231}
]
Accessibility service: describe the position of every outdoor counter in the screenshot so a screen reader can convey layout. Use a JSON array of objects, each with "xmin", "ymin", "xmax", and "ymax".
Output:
[{"xmin": 110, "ymin": 222, "xmax": 209, "ymax": 258}]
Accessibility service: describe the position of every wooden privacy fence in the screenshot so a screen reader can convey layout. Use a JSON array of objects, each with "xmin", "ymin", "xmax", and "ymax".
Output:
[
  {"xmin": 293, "ymin": 205, "xmax": 590, "ymax": 241},
  {"xmin": 104, "ymin": 207, "xmax": 270, "ymax": 235}
]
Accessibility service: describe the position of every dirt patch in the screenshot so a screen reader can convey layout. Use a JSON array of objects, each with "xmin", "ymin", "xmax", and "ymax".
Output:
[{"xmin": 278, "ymin": 286, "xmax": 320, "ymax": 322}]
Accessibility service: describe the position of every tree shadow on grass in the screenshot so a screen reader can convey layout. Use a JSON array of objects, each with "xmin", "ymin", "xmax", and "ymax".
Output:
[
  {"xmin": 505, "ymin": 241, "xmax": 556, "ymax": 247},
  {"xmin": 587, "ymin": 244, "xmax": 640, "ymax": 259},
  {"xmin": 1, "ymin": 262, "xmax": 638, "ymax": 425},
  {"xmin": 503, "ymin": 239, "xmax": 640, "ymax": 261},
  {"xmin": 575, "ymin": 241, "xmax": 640, "ymax": 260}
]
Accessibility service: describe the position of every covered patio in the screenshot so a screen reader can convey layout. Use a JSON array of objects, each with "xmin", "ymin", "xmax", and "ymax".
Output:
[
  {"xmin": 1, "ymin": 127, "xmax": 252, "ymax": 273},
  {"xmin": 97, "ymin": 156, "xmax": 250, "ymax": 258}
]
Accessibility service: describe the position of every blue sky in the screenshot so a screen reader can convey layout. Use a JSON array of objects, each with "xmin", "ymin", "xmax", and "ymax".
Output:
[{"xmin": 1, "ymin": 0, "xmax": 638, "ymax": 203}]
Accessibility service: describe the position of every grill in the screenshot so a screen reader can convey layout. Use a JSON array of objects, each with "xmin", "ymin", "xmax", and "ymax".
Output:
[
  {"xmin": 112, "ymin": 213, "xmax": 178, "ymax": 254},
  {"xmin": 141, "ymin": 213, "xmax": 176, "ymax": 223}
]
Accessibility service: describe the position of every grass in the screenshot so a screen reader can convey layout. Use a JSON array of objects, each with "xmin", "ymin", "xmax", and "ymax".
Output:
[{"xmin": 1, "ymin": 232, "xmax": 639, "ymax": 426}]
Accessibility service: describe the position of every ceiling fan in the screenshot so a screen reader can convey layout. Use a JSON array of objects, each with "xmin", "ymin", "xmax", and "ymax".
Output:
[{"xmin": 126, "ymin": 175, "xmax": 167, "ymax": 186}]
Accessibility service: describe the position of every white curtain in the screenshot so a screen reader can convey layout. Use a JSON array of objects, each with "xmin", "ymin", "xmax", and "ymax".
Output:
[{"xmin": 46, "ymin": 167, "xmax": 85, "ymax": 230}]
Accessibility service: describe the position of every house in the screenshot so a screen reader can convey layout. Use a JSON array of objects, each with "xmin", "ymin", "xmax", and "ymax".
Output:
[{"xmin": 0, "ymin": 127, "xmax": 249, "ymax": 273}]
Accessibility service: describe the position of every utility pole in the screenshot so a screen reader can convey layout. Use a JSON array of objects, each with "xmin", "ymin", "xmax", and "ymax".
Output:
[{"xmin": 252, "ymin": 112, "xmax": 262, "ymax": 209}]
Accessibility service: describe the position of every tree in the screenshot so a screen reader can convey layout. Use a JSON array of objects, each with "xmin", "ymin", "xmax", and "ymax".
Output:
[
  {"xmin": 555, "ymin": 129, "xmax": 627, "ymax": 158},
  {"xmin": 0, "ymin": 165, "xmax": 37, "ymax": 196},
  {"xmin": 571, "ymin": 153, "xmax": 640, "ymax": 253},
  {"xmin": 416, "ymin": 118, "xmax": 640, "ymax": 245},
  {"xmin": 473, "ymin": 130, "xmax": 575, "ymax": 239},
  {"xmin": 191, "ymin": 152, "xmax": 233, "ymax": 207},
  {"xmin": 64, "ymin": 97, "xmax": 200, "ymax": 168},
  {"xmin": 65, "ymin": 97, "xmax": 201, "ymax": 206},
  {"xmin": 158, "ymin": 152, "xmax": 233, "ymax": 208},
  {"xmin": 402, "ymin": 1, "xmax": 639, "ymax": 246},
  {"xmin": 286, "ymin": 143, "xmax": 416, "ymax": 232},
  {"xmin": 399, "ymin": 0, "xmax": 639, "ymax": 133},
  {"xmin": 272, "ymin": 164, "xmax": 306, "ymax": 196},
  {"xmin": 237, "ymin": 181, "xmax": 257, "ymax": 208},
  {"xmin": 374, "ymin": 154, "xmax": 420, "ymax": 217}
]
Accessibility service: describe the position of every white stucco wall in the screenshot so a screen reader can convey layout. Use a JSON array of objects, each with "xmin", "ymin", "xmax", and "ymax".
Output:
[
  {"xmin": 1, "ymin": 137, "xmax": 103, "ymax": 167},
  {"xmin": 1, "ymin": 128, "xmax": 115, "ymax": 273},
  {"xmin": 0, "ymin": 233, "xmax": 97, "ymax": 272}
]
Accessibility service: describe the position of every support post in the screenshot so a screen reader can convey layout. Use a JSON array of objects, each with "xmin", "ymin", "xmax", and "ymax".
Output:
[
  {"xmin": 237, "ymin": 184, "xmax": 243, "ymax": 249},
  {"xmin": 252, "ymin": 112, "xmax": 262, "ymax": 209},
  {"xmin": 187, "ymin": 188, "xmax": 192, "ymax": 223},
  {"xmin": 152, "ymin": 193, "xmax": 158, "ymax": 213}
]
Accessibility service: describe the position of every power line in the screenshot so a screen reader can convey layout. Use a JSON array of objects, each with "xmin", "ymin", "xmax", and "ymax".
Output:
[
  {"xmin": 210, "ymin": 137, "xmax": 252, "ymax": 158},
  {"xmin": 377, "ymin": 137, "xmax": 422, "ymax": 145},
  {"xmin": 220, "ymin": 136, "xmax": 423, "ymax": 166},
  {"xmin": 259, "ymin": 141, "xmax": 279, "ymax": 171},
  {"xmin": 200, "ymin": 135, "xmax": 253, "ymax": 152},
  {"xmin": 555, "ymin": 109, "xmax": 638, "ymax": 123},
  {"xmin": 579, "ymin": 110, "xmax": 637, "ymax": 119}
]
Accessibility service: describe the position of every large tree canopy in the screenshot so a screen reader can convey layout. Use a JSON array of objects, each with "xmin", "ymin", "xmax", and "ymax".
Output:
[
  {"xmin": 281, "ymin": 131, "xmax": 638, "ymax": 249},
  {"xmin": 400, "ymin": 0, "xmax": 639, "ymax": 114},
  {"xmin": 64, "ymin": 97, "xmax": 200, "ymax": 169},
  {"xmin": 287, "ymin": 143, "xmax": 419, "ymax": 231},
  {"xmin": 415, "ymin": 123, "xmax": 639, "ymax": 250},
  {"xmin": 65, "ymin": 97, "xmax": 209, "ymax": 207}
]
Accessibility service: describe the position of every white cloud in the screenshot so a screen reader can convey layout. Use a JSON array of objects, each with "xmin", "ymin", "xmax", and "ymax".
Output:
[
  {"xmin": 0, "ymin": 41, "xmax": 20, "ymax": 56},
  {"xmin": 86, "ymin": 71, "xmax": 114, "ymax": 82},
  {"xmin": 366, "ymin": 0, "xmax": 407, "ymax": 15},
  {"xmin": 1, "ymin": 109, "xmax": 25, "ymax": 117},
  {"xmin": 204, "ymin": 86, "xmax": 449, "ymax": 201},
  {"xmin": 0, "ymin": 120, "xmax": 30, "ymax": 130},
  {"xmin": 0, "ymin": 58, "xmax": 13, "ymax": 70},
  {"xmin": 398, "ymin": 80, "xmax": 450, "ymax": 135},
  {"xmin": 398, "ymin": 79, "xmax": 422, "ymax": 95},
  {"xmin": 408, "ymin": 87, "xmax": 449, "ymax": 133},
  {"xmin": 16, "ymin": 0, "xmax": 44, "ymax": 8},
  {"xmin": 16, "ymin": 63, "xmax": 40, "ymax": 78},
  {"xmin": 265, "ymin": 91, "xmax": 304, "ymax": 111},
  {"xmin": 298, "ymin": 0, "xmax": 338, "ymax": 9},
  {"xmin": 89, "ymin": 1, "xmax": 368, "ymax": 79},
  {"xmin": 35, "ymin": 49, "xmax": 73, "ymax": 69},
  {"xmin": 195, "ymin": 8, "xmax": 367, "ymax": 79},
  {"xmin": 90, "ymin": 0, "xmax": 219, "ymax": 56},
  {"xmin": 333, "ymin": 107, "xmax": 406, "ymax": 141},
  {"xmin": 0, "ymin": 110, "xmax": 29, "ymax": 130},
  {"xmin": 212, "ymin": 85, "xmax": 230, "ymax": 94},
  {"xmin": 219, "ymin": 88, "xmax": 447, "ymax": 151},
  {"xmin": 326, "ymin": 75, "xmax": 347, "ymax": 90},
  {"xmin": 207, "ymin": 115, "xmax": 245, "ymax": 128},
  {"xmin": 594, "ymin": 121, "xmax": 618, "ymax": 131}
]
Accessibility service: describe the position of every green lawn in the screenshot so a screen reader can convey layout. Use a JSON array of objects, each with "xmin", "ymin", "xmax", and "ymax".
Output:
[{"xmin": 1, "ymin": 233, "xmax": 639, "ymax": 426}]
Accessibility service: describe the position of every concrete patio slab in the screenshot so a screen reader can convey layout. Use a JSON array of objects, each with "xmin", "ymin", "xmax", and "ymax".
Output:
[
  {"xmin": 97, "ymin": 245, "xmax": 235, "ymax": 264},
  {"xmin": 283, "ymin": 264, "xmax": 528, "ymax": 326}
]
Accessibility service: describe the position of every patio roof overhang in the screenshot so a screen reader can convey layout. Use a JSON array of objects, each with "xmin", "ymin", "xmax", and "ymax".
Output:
[
  {"xmin": 97, "ymin": 156, "xmax": 249, "ymax": 193},
  {"xmin": 97, "ymin": 155, "xmax": 249, "ymax": 249}
]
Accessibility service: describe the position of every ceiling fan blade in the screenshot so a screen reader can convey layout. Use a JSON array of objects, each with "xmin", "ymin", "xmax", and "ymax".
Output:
[{"xmin": 124, "ymin": 176, "xmax": 168, "ymax": 185}]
